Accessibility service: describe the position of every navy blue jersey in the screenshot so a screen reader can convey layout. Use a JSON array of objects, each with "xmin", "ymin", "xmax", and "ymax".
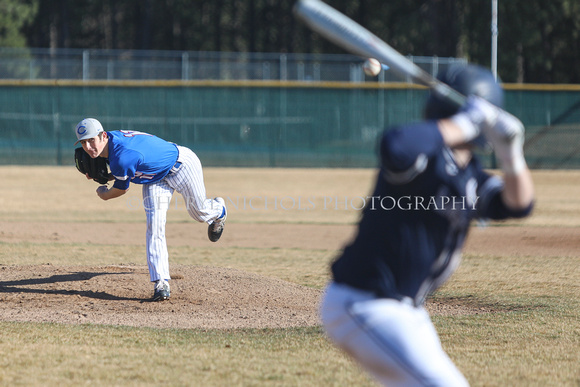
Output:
[
  {"xmin": 331, "ymin": 121, "xmax": 531, "ymax": 305},
  {"xmin": 107, "ymin": 131, "xmax": 179, "ymax": 190}
]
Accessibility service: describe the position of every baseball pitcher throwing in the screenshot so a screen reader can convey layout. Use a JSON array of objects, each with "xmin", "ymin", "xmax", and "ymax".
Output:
[{"xmin": 74, "ymin": 118, "xmax": 227, "ymax": 301}]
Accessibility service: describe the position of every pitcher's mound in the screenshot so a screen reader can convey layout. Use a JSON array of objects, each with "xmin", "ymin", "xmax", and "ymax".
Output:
[{"xmin": 0, "ymin": 264, "xmax": 322, "ymax": 329}]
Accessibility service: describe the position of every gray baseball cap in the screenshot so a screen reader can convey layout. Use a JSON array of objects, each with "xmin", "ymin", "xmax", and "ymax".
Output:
[{"xmin": 74, "ymin": 118, "xmax": 104, "ymax": 145}]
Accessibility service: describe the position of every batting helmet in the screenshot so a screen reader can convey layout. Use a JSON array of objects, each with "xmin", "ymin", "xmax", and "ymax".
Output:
[{"xmin": 424, "ymin": 64, "xmax": 504, "ymax": 120}]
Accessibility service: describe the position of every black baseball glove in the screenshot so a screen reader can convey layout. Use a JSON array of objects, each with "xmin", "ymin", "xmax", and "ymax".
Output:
[{"xmin": 74, "ymin": 147, "xmax": 110, "ymax": 184}]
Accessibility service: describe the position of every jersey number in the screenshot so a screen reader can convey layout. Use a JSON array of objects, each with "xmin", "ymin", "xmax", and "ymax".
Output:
[{"xmin": 120, "ymin": 130, "xmax": 152, "ymax": 138}]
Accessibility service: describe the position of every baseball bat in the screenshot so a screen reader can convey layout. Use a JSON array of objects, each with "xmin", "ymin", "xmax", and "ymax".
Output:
[{"xmin": 293, "ymin": 0, "xmax": 466, "ymax": 108}]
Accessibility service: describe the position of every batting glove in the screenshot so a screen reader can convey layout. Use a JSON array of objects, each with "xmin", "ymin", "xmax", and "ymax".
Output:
[
  {"xmin": 450, "ymin": 95, "xmax": 500, "ymax": 143},
  {"xmin": 483, "ymin": 110, "xmax": 527, "ymax": 175}
]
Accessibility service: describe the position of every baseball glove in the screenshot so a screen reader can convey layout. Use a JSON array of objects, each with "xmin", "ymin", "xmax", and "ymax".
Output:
[{"xmin": 74, "ymin": 147, "xmax": 110, "ymax": 184}]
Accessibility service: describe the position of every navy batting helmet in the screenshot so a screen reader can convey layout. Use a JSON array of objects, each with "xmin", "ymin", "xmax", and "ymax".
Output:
[{"xmin": 424, "ymin": 64, "xmax": 504, "ymax": 120}]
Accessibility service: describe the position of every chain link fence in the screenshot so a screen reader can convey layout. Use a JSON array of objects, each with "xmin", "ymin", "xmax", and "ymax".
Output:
[{"xmin": 0, "ymin": 47, "xmax": 466, "ymax": 83}]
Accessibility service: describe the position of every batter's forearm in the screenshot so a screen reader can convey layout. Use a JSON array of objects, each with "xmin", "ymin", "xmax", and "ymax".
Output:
[{"xmin": 501, "ymin": 169, "xmax": 534, "ymax": 211}]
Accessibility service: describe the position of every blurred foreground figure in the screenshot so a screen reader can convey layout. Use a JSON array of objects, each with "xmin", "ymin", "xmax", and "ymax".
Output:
[{"xmin": 321, "ymin": 64, "xmax": 534, "ymax": 386}]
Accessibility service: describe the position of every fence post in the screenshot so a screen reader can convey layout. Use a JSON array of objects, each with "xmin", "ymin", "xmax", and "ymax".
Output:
[
  {"xmin": 182, "ymin": 52, "xmax": 189, "ymax": 80},
  {"xmin": 82, "ymin": 50, "xmax": 89, "ymax": 81},
  {"xmin": 432, "ymin": 56, "xmax": 439, "ymax": 79},
  {"xmin": 52, "ymin": 97, "xmax": 62, "ymax": 165},
  {"xmin": 279, "ymin": 54, "xmax": 287, "ymax": 81}
]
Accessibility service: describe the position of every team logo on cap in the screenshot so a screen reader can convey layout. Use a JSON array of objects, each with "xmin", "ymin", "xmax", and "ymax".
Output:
[{"xmin": 77, "ymin": 125, "xmax": 87, "ymax": 135}]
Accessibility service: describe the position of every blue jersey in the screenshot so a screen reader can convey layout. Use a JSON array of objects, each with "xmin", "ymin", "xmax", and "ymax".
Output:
[
  {"xmin": 107, "ymin": 130, "xmax": 179, "ymax": 190},
  {"xmin": 331, "ymin": 121, "xmax": 532, "ymax": 305}
]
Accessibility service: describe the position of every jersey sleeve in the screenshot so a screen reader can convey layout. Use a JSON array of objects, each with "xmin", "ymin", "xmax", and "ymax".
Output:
[
  {"xmin": 110, "ymin": 149, "xmax": 142, "ymax": 191},
  {"xmin": 475, "ymin": 172, "xmax": 534, "ymax": 220},
  {"xmin": 380, "ymin": 121, "xmax": 444, "ymax": 184},
  {"xmin": 112, "ymin": 177, "xmax": 131, "ymax": 191}
]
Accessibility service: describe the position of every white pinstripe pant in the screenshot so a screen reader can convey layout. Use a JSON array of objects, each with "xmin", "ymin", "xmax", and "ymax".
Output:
[{"xmin": 142, "ymin": 146, "xmax": 223, "ymax": 282}]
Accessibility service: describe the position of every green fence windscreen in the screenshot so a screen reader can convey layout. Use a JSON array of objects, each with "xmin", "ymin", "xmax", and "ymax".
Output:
[{"xmin": 1, "ymin": 81, "xmax": 579, "ymax": 168}]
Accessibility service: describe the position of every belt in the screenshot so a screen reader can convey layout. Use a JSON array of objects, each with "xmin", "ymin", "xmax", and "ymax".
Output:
[{"xmin": 169, "ymin": 161, "xmax": 182, "ymax": 175}]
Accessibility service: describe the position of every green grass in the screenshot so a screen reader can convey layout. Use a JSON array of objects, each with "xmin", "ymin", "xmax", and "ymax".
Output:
[
  {"xmin": 430, "ymin": 254, "xmax": 580, "ymax": 387},
  {"xmin": 0, "ymin": 323, "xmax": 374, "ymax": 386}
]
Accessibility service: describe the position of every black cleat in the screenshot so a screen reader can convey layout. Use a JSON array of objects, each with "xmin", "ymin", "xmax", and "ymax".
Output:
[
  {"xmin": 208, "ymin": 197, "xmax": 227, "ymax": 242},
  {"xmin": 152, "ymin": 280, "xmax": 170, "ymax": 301}
]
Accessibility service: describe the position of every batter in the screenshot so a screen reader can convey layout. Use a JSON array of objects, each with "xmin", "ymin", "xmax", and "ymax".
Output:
[
  {"xmin": 321, "ymin": 64, "xmax": 534, "ymax": 386},
  {"xmin": 74, "ymin": 118, "xmax": 227, "ymax": 301}
]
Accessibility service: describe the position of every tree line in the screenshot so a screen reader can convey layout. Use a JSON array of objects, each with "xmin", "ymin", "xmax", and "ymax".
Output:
[{"xmin": 3, "ymin": 0, "xmax": 580, "ymax": 83}]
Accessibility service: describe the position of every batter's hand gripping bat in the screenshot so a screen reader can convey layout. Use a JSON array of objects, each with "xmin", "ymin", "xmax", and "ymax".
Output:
[{"xmin": 293, "ymin": 0, "xmax": 466, "ymax": 109}]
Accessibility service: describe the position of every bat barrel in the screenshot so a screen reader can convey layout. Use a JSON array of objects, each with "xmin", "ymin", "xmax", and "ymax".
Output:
[
  {"xmin": 293, "ymin": 0, "xmax": 424, "ymax": 81},
  {"xmin": 294, "ymin": 0, "xmax": 466, "ymax": 108}
]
